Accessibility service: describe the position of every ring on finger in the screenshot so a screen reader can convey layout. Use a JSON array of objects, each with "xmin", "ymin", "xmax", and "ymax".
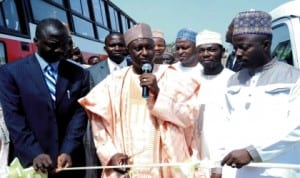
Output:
[{"xmin": 231, "ymin": 163, "xmax": 236, "ymax": 168}]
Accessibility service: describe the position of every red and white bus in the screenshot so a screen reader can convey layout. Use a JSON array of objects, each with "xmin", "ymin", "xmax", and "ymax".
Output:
[{"xmin": 0, "ymin": 0, "xmax": 136, "ymax": 64}]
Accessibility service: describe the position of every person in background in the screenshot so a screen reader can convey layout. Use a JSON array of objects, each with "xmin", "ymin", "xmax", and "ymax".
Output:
[
  {"xmin": 83, "ymin": 32, "xmax": 129, "ymax": 178},
  {"xmin": 197, "ymin": 30, "xmax": 234, "ymax": 101},
  {"xmin": 220, "ymin": 10, "xmax": 300, "ymax": 178},
  {"xmin": 79, "ymin": 23, "xmax": 203, "ymax": 177},
  {"xmin": 0, "ymin": 63, "xmax": 9, "ymax": 170},
  {"xmin": 87, "ymin": 55, "xmax": 101, "ymax": 66},
  {"xmin": 152, "ymin": 29, "xmax": 166, "ymax": 64},
  {"xmin": 225, "ymin": 19, "xmax": 242, "ymax": 72},
  {"xmin": 88, "ymin": 32, "xmax": 129, "ymax": 87},
  {"xmin": 195, "ymin": 29, "xmax": 234, "ymax": 178},
  {"xmin": 0, "ymin": 104, "xmax": 9, "ymax": 170},
  {"xmin": 173, "ymin": 28, "xmax": 202, "ymax": 79},
  {"xmin": 70, "ymin": 46, "xmax": 90, "ymax": 68},
  {"xmin": 0, "ymin": 18, "xmax": 89, "ymax": 178},
  {"xmin": 161, "ymin": 51, "xmax": 176, "ymax": 64},
  {"xmin": 71, "ymin": 46, "xmax": 84, "ymax": 64}
]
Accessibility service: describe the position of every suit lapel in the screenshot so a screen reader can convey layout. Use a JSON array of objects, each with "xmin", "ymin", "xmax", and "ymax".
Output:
[
  {"xmin": 56, "ymin": 61, "xmax": 69, "ymax": 105},
  {"xmin": 102, "ymin": 60, "xmax": 110, "ymax": 74},
  {"xmin": 26, "ymin": 55, "xmax": 54, "ymax": 103},
  {"xmin": 97, "ymin": 60, "xmax": 110, "ymax": 83}
]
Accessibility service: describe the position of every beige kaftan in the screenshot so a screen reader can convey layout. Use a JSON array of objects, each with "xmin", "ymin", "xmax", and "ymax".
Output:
[{"xmin": 79, "ymin": 65, "xmax": 203, "ymax": 178}]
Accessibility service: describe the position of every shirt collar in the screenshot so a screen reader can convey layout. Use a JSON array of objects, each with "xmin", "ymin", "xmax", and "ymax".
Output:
[
  {"xmin": 107, "ymin": 57, "xmax": 127, "ymax": 72},
  {"xmin": 35, "ymin": 53, "xmax": 60, "ymax": 71},
  {"xmin": 247, "ymin": 58, "xmax": 276, "ymax": 76}
]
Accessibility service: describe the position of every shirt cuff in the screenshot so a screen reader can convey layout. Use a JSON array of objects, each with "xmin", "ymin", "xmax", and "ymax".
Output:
[{"xmin": 246, "ymin": 145, "xmax": 262, "ymax": 162}]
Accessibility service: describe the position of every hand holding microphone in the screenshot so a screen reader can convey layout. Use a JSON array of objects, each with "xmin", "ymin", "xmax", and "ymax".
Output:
[{"xmin": 141, "ymin": 63, "xmax": 152, "ymax": 98}]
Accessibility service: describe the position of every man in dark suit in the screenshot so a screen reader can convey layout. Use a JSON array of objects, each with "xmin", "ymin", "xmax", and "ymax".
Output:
[
  {"xmin": 84, "ymin": 32, "xmax": 129, "ymax": 178},
  {"xmin": 225, "ymin": 20, "xmax": 242, "ymax": 72},
  {"xmin": 88, "ymin": 32, "xmax": 130, "ymax": 87},
  {"xmin": 0, "ymin": 18, "xmax": 89, "ymax": 178}
]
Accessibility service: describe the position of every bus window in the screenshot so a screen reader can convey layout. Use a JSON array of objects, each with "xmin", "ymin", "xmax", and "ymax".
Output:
[
  {"xmin": 69, "ymin": 0, "xmax": 90, "ymax": 19},
  {"xmin": 0, "ymin": 0, "xmax": 20, "ymax": 31},
  {"xmin": 108, "ymin": 5, "xmax": 120, "ymax": 32},
  {"xmin": 121, "ymin": 14, "xmax": 129, "ymax": 33},
  {"xmin": 97, "ymin": 26, "xmax": 109, "ymax": 42},
  {"xmin": 271, "ymin": 24, "xmax": 293, "ymax": 65},
  {"xmin": 0, "ymin": 5, "xmax": 4, "ymax": 27},
  {"xmin": 92, "ymin": 0, "xmax": 108, "ymax": 27},
  {"xmin": 129, "ymin": 21, "xmax": 134, "ymax": 28},
  {"xmin": 30, "ymin": 0, "xmax": 68, "ymax": 23},
  {"xmin": 73, "ymin": 16, "xmax": 94, "ymax": 38},
  {"xmin": 0, "ymin": 42, "xmax": 7, "ymax": 65},
  {"xmin": 50, "ymin": 0, "xmax": 64, "ymax": 6}
]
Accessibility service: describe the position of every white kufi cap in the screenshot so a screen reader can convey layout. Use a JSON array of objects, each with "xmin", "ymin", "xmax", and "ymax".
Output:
[{"xmin": 196, "ymin": 30, "xmax": 223, "ymax": 47}]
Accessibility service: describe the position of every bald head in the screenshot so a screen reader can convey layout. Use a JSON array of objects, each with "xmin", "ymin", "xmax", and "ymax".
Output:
[
  {"xmin": 35, "ymin": 18, "xmax": 69, "ymax": 41},
  {"xmin": 34, "ymin": 18, "xmax": 71, "ymax": 63}
]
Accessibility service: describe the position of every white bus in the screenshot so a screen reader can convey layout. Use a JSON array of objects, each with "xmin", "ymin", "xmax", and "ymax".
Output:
[{"xmin": 270, "ymin": 0, "xmax": 300, "ymax": 68}]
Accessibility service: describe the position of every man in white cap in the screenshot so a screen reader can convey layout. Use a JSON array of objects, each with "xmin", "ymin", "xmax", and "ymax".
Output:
[
  {"xmin": 79, "ymin": 23, "xmax": 203, "ymax": 177},
  {"xmin": 152, "ymin": 29, "xmax": 166, "ymax": 64},
  {"xmin": 195, "ymin": 29, "xmax": 234, "ymax": 178},
  {"xmin": 196, "ymin": 29, "xmax": 234, "ymax": 102},
  {"xmin": 219, "ymin": 10, "xmax": 300, "ymax": 178}
]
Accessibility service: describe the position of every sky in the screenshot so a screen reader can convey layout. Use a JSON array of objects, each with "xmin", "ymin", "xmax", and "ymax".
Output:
[{"xmin": 111, "ymin": 0, "xmax": 289, "ymax": 47}]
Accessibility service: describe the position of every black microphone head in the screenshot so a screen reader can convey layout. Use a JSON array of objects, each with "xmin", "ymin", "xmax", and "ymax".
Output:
[{"xmin": 141, "ymin": 63, "xmax": 152, "ymax": 72}]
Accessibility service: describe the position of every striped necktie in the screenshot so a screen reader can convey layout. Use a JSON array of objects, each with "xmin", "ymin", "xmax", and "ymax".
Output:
[{"xmin": 44, "ymin": 65, "xmax": 57, "ymax": 102}]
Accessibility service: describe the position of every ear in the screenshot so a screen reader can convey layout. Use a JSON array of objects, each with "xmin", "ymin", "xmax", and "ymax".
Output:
[
  {"xmin": 263, "ymin": 39, "xmax": 271, "ymax": 50},
  {"xmin": 221, "ymin": 47, "xmax": 225, "ymax": 53}
]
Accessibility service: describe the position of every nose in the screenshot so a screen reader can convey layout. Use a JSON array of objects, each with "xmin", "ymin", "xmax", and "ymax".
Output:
[
  {"xmin": 141, "ymin": 47, "xmax": 149, "ymax": 56},
  {"xmin": 203, "ymin": 49, "xmax": 210, "ymax": 56},
  {"xmin": 177, "ymin": 48, "xmax": 184, "ymax": 55}
]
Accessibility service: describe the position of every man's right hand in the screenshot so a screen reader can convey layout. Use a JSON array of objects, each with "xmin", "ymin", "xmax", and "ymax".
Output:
[{"xmin": 33, "ymin": 154, "xmax": 53, "ymax": 173}]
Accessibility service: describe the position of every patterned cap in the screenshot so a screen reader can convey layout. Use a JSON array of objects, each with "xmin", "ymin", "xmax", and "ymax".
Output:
[
  {"xmin": 196, "ymin": 30, "xmax": 223, "ymax": 47},
  {"xmin": 233, "ymin": 10, "xmax": 272, "ymax": 36},
  {"xmin": 176, "ymin": 28, "xmax": 197, "ymax": 43},
  {"xmin": 124, "ymin": 23, "xmax": 152, "ymax": 46},
  {"xmin": 152, "ymin": 29, "xmax": 165, "ymax": 39}
]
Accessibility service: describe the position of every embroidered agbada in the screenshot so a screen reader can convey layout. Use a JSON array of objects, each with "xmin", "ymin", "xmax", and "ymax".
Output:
[
  {"xmin": 79, "ymin": 64, "xmax": 202, "ymax": 178},
  {"xmin": 223, "ymin": 59, "xmax": 300, "ymax": 178}
]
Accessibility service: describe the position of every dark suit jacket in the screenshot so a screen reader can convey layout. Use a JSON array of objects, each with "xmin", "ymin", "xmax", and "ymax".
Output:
[
  {"xmin": 88, "ymin": 59, "xmax": 110, "ymax": 88},
  {"xmin": 225, "ymin": 51, "xmax": 242, "ymax": 72},
  {"xmin": 0, "ymin": 54, "xmax": 89, "ymax": 168},
  {"xmin": 88, "ymin": 57, "xmax": 132, "ymax": 88}
]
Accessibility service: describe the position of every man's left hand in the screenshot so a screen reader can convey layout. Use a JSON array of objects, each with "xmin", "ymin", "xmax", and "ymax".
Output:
[{"xmin": 54, "ymin": 153, "xmax": 72, "ymax": 173}]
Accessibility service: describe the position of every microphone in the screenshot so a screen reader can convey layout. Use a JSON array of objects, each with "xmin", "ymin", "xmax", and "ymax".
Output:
[{"xmin": 141, "ymin": 63, "xmax": 152, "ymax": 98}]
